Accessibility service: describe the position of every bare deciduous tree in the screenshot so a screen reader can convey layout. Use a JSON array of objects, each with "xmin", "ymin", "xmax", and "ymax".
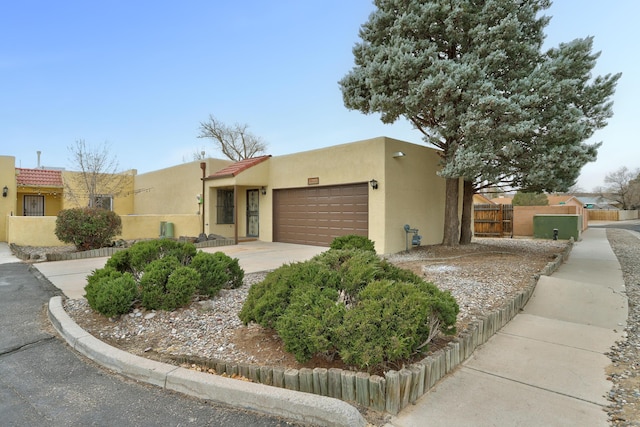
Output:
[
  {"xmin": 604, "ymin": 166, "xmax": 640, "ymax": 210},
  {"xmin": 182, "ymin": 147, "xmax": 207, "ymax": 163},
  {"xmin": 65, "ymin": 139, "xmax": 131, "ymax": 209},
  {"xmin": 197, "ymin": 115, "xmax": 267, "ymax": 161}
]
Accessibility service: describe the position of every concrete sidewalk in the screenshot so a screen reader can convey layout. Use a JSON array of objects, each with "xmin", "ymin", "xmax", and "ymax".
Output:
[
  {"xmin": 388, "ymin": 227, "xmax": 628, "ymax": 427},
  {"xmin": 0, "ymin": 242, "xmax": 21, "ymax": 265}
]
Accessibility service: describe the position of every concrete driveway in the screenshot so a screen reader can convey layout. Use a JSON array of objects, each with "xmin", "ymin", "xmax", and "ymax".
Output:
[{"xmin": 35, "ymin": 241, "xmax": 327, "ymax": 299}]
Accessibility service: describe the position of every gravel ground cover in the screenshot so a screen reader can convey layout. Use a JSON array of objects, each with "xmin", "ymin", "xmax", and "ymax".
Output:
[
  {"xmin": 606, "ymin": 228, "xmax": 640, "ymax": 426},
  {"xmin": 61, "ymin": 237, "xmax": 567, "ymax": 371}
]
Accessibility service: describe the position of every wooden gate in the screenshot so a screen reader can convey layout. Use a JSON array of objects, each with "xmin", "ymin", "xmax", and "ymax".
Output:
[{"xmin": 474, "ymin": 204, "xmax": 513, "ymax": 237}]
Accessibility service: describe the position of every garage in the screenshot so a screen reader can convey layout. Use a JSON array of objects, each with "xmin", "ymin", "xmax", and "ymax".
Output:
[{"xmin": 273, "ymin": 183, "xmax": 369, "ymax": 246}]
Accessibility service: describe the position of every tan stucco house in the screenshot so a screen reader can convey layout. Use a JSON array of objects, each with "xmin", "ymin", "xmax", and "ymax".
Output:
[{"xmin": 1, "ymin": 137, "xmax": 452, "ymax": 254}]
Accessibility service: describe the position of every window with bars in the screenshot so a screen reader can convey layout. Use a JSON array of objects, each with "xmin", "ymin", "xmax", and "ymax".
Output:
[
  {"xmin": 216, "ymin": 189, "xmax": 235, "ymax": 224},
  {"xmin": 94, "ymin": 195, "xmax": 113, "ymax": 211}
]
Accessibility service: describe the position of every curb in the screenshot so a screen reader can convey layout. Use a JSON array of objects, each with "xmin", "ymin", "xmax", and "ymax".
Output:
[{"xmin": 47, "ymin": 296, "xmax": 367, "ymax": 427}]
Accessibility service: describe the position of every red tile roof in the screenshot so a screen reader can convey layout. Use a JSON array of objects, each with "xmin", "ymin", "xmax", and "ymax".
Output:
[
  {"xmin": 207, "ymin": 155, "xmax": 271, "ymax": 179},
  {"xmin": 16, "ymin": 168, "xmax": 63, "ymax": 187}
]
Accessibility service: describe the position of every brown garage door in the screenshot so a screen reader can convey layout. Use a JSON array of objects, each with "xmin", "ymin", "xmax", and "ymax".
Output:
[{"xmin": 273, "ymin": 183, "xmax": 369, "ymax": 246}]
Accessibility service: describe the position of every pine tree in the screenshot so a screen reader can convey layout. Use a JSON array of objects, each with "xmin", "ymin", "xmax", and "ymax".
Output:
[{"xmin": 340, "ymin": 0, "xmax": 620, "ymax": 245}]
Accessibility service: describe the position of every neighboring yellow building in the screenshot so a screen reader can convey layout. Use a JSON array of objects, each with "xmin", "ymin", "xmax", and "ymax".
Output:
[{"xmin": 1, "ymin": 137, "xmax": 456, "ymax": 254}]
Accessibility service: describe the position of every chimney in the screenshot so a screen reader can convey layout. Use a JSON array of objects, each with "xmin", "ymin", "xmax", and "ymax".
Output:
[{"xmin": 37, "ymin": 151, "xmax": 41, "ymax": 168}]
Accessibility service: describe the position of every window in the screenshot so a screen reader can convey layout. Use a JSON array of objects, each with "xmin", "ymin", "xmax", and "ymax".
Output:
[
  {"xmin": 217, "ymin": 189, "xmax": 235, "ymax": 224},
  {"xmin": 94, "ymin": 195, "xmax": 113, "ymax": 211}
]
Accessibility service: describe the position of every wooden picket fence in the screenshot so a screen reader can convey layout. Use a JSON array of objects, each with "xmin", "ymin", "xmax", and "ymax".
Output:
[
  {"xmin": 174, "ymin": 241, "xmax": 573, "ymax": 415},
  {"xmin": 587, "ymin": 210, "xmax": 620, "ymax": 221},
  {"xmin": 474, "ymin": 204, "xmax": 513, "ymax": 237}
]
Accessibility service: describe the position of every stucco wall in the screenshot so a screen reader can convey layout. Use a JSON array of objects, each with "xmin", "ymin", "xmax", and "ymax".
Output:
[
  {"xmin": 205, "ymin": 159, "xmax": 272, "ymax": 241},
  {"xmin": 0, "ymin": 156, "xmax": 17, "ymax": 241},
  {"xmin": 267, "ymin": 138, "xmax": 386, "ymax": 250},
  {"xmin": 120, "ymin": 214, "xmax": 201, "ymax": 240},
  {"xmin": 7, "ymin": 214, "xmax": 202, "ymax": 246},
  {"xmin": 618, "ymin": 210, "xmax": 640, "ymax": 221},
  {"xmin": 514, "ymin": 205, "xmax": 577, "ymax": 236},
  {"xmin": 61, "ymin": 170, "xmax": 135, "ymax": 214},
  {"xmin": 134, "ymin": 159, "xmax": 231, "ymax": 215},
  {"xmin": 7, "ymin": 216, "xmax": 64, "ymax": 246},
  {"xmin": 383, "ymin": 138, "xmax": 447, "ymax": 252},
  {"xmin": 263, "ymin": 137, "xmax": 449, "ymax": 254},
  {"xmin": 16, "ymin": 189, "xmax": 62, "ymax": 216}
]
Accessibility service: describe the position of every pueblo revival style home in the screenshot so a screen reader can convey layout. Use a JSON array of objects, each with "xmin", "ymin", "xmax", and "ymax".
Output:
[{"xmin": 0, "ymin": 137, "xmax": 453, "ymax": 254}]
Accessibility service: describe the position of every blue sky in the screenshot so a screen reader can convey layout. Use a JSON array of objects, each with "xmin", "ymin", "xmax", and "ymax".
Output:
[{"xmin": 1, "ymin": 1, "xmax": 636, "ymax": 191}]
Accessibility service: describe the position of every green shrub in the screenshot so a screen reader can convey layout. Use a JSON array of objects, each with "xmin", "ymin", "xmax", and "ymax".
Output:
[
  {"xmin": 314, "ymin": 249, "xmax": 414, "ymax": 295},
  {"xmin": 239, "ymin": 247, "xmax": 460, "ymax": 371},
  {"xmin": 380, "ymin": 260, "xmax": 424, "ymax": 285},
  {"xmin": 189, "ymin": 251, "xmax": 244, "ymax": 297},
  {"xmin": 104, "ymin": 248, "xmax": 132, "ymax": 274},
  {"xmin": 275, "ymin": 285, "xmax": 343, "ymax": 363},
  {"xmin": 55, "ymin": 208, "xmax": 122, "ymax": 251},
  {"xmin": 336, "ymin": 280, "xmax": 435, "ymax": 370},
  {"xmin": 126, "ymin": 240, "xmax": 197, "ymax": 277},
  {"xmin": 335, "ymin": 250, "xmax": 383, "ymax": 295},
  {"xmin": 417, "ymin": 282, "xmax": 459, "ymax": 337},
  {"xmin": 221, "ymin": 253, "xmax": 244, "ymax": 289},
  {"xmin": 329, "ymin": 234, "xmax": 375, "ymax": 252},
  {"xmin": 239, "ymin": 261, "xmax": 340, "ymax": 328},
  {"xmin": 189, "ymin": 252, "xmax": 227, "ymax": 296},
  {"xmin": 85, "ymin": 267, "xmax": 129, "ymax": 308},
  {"xmin": 138, "ymin": 257, "xmax": 199, "ymax": 311},
  {"xmin": 139, "ymin": 256, "xmax": 181, "ymax": 310},
  {"xmin": 162, "ymin": 267, "xmax": 199, "ymax": 311},
  {"xmin": 88, "ymin": 272, "xmax": 137, "ymax": 318},
  {"xmin": 87, "ymin": 240, "xmax": 211, "ymax": 315}
]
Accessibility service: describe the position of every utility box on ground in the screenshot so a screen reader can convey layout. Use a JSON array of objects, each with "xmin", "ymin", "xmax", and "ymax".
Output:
[
  {"xmin": 533, "ymin": 214, "xmax": 581, "ymax": 240},
  {"xmin": 159, "ymin": 221, "xmax": 175, "ymax": 238}
]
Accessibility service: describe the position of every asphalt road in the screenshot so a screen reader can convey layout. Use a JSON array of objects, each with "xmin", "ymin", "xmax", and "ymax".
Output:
[{"xmin": 0, "ymin": 262, "xmax": 304, "ymax": 427}]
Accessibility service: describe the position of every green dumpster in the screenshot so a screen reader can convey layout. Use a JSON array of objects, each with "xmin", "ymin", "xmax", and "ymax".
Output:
[{"xmin": 533, "ymin": 214, "xmax": 581, "ymax": 240}]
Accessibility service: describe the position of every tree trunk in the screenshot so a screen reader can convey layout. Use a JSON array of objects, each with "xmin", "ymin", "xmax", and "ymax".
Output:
[
  {"xmin": 459, "ymin": 180, "xmax": 474, "ymax": 245},
  {"xmin": 442, "ymin": 178, "xmax": 460, "ymax": 246}
]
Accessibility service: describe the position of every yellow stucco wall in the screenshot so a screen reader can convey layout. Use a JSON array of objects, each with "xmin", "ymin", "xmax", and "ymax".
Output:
[
  {"xmin": 133, "ymin": 159, "xmax": 231, "ymax": 215},
  {"xmin": 120, "ymin": 214, "xmax": 201, "ymax": 240},
  {"xmin": 383, "ymin": 138, "xmax": 447, "ymax": 252},
  {"xmin": 7, "ymin": 216, "xmax": 64, "ymax": 246},
  {"xmin": 256, "ymin": 137, "xmax": 448, "ymax": 254},
  {"xmin": 0, "ymin": 156, "xmax": 18, "ymax": 241},
  {"xmin": 3, "ymin": 138, "xmax": 455, "ymax": 251},
  {"xmin": 264, "ymin": 137, "xmax": 386, "ymax": 248},
  {"xmin": 200, "ymin": 186, "xmax": 258, "ymax": 240},
  {"xmin": 7, "ymin": 214, "xmax": 201, "ymax": 246},
  {"xmin": 16, "ymin": 188, "xmax": 63, "ymax": 216},
  {"xmin": 61, "ymin": 170, "xmax": 135, "ymax": 214}
]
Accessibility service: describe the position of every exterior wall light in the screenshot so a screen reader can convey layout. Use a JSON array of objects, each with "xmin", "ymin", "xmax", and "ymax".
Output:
[
  {"xmin": 392, "ymin": 151, "xmax": 406, "ymax": 158},
  {"xmin": 261, "ymin": 186, "xmax": 267, "ymax": 195},
  {"xmin": 2, "ymin": 186, "xmax": 7, "ymax": 197},
  {"xmin": 369, "ymin": 179, "xmax": 378, "ymax": 190}
]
